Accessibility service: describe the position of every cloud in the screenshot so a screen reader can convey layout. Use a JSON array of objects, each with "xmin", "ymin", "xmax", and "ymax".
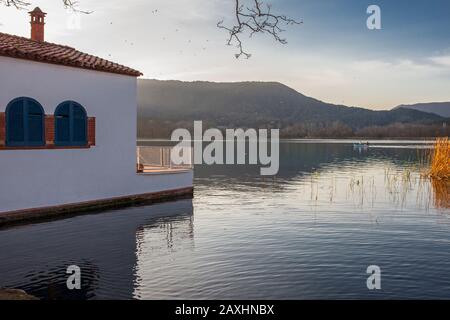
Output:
[
  {"xmin": 429, "ymin": 55, "xmax": 450, "ymax": 67},
  {"xmin": 285, "ymin": 56, "xmax": 450, "ymax": 109},
  {"xmin": 351, "ymin": 57, "xmax": 450, "ymax": 76},
  {"xmin": 351, "ymin": 60, "xmax": 393, "ymax": 72}
]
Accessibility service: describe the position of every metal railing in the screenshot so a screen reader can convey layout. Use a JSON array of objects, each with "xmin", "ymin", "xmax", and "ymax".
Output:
[{"xmin": 137, "ymin": 146, "xmax": 193, "ymax": 172}]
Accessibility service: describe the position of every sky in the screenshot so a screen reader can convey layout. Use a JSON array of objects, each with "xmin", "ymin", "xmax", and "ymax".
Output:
[{"xmin": 0, "ymin": 0, "xmax": 450, "ymax": 110}]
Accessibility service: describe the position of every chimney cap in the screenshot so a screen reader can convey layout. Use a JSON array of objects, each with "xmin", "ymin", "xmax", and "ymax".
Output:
[{"xmin": 29, "ymin": 7, "xmax": 46, "ymax": 16}]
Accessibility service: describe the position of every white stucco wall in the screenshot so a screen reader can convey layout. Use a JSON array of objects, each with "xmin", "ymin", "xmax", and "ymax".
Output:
[{"xmin": 0, "ymin": 56, "xmax": 193, "ymax": 214}]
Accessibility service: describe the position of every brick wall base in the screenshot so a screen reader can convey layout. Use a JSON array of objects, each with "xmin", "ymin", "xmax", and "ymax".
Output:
[{"xmin": 0, "ymin": 187, "xmax": 194, "ymax": 227}]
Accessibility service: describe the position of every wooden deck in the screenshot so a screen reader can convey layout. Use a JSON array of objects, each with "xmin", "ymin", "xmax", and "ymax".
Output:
[
  {"xmin": 136, "ymin": 146, "xmax": 193, "ymax": 174},
  {"xmin": 138, "ymin": 165, "xmax": 192, "ymax": 174}
]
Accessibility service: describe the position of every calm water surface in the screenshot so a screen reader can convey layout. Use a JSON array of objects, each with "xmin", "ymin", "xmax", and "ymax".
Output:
[{"xmin": 1, "ymin": 140, "xmax": 449, "ymax": 299}]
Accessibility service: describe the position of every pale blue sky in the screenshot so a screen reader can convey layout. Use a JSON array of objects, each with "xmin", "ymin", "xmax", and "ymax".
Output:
[{"xmin": 1, "ymin": 0, "xmax": 449, "ymax": 109}]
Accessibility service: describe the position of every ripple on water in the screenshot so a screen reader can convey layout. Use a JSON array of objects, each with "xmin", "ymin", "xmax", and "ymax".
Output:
[{"xmin": 1, "ymin": 142, "xmax": 449, "ymax": 299}]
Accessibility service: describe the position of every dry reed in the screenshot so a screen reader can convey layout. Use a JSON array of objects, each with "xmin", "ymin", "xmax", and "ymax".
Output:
[{"xmin": 429, "ymin": 137, "xmax": 450, "ymax": 180}]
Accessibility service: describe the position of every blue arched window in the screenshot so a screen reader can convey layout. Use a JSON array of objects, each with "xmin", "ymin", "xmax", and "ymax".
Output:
[
  {"xmin": 6, "ymin": 97, "xmax": 45, "ymax": 147},
  {"xmin": 55, "ymin": 101, "xmax": 87, "ymax": 146}
]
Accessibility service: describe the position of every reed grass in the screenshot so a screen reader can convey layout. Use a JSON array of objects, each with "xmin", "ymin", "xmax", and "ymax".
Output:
[{"xmin": 429, "ymin": 137, "xmax": 450, "ymax": 180}]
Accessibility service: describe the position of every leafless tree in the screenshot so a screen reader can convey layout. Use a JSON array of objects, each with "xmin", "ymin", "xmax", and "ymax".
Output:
[{"xmin": 218, "ymin": 0, "xmax": 302, "ymax": 58}]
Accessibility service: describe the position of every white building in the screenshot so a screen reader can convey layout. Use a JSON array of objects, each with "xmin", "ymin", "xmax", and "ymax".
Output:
[{"xmin": 0, "ymin": 8, "xmax": 193, "ymax": 224}]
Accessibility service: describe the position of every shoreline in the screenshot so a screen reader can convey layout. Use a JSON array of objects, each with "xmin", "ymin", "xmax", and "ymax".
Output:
[{"xmin": 0, "ymin": 289, "xmax": 38, "ymax": 300}]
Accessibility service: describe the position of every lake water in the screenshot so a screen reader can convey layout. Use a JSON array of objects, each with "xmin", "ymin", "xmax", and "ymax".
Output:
[{"xmin": 1, "ymin": 140, "xmax": 449, "ymax": 299}]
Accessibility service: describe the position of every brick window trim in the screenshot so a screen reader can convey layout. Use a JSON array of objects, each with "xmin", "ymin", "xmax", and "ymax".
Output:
[{"xmin": 0, "ymin": 112, "xmax": 96, "ymax": 150}]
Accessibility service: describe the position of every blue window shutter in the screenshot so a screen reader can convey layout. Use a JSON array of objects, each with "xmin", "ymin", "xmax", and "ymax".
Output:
[
  {"xmin": 55, "ymin": 101, "xmax": 87, "ymax": 146},
  {"xmin": 72, "ymin": 103, "xmax": 87, "ymax": 145},
  {"xmin": 6, "ymin": 97, "xmax": 44, "ymax": 146},
  {"xmin": 55, "ymin": 102, "xmax": 71, "ymax": 145},
  {"xmin": 7, "ymin": 99, "xmax": 25, "ymax": 144},
  {"xmin": 26, "ymin": 99, "xmax": 44, "ymax": 144}
]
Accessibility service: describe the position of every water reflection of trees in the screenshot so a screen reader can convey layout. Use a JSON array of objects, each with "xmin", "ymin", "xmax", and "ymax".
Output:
[
  {"xmin": 191, "ymin": 141, "xmax": 448, "ymax": 212},
  {"xmin": 195, "ymin": 142, "xmax": 426, "ymax": 191}
]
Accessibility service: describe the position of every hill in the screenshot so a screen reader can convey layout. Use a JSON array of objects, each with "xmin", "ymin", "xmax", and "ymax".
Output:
[
  {"xmin": 394, "ymin": 102, "xmax": 450, "ymax": 118},
  {"xmin": 137, "ymin": 79, "xmax": 447, "ymax": 138}
]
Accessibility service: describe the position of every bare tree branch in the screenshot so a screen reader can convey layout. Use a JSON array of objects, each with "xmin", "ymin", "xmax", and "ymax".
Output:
[
  {"xmin": 0, "ymin": 0, "xmax": 30, "ymax": 9},
  {"xmin": 61, "ymin": 0, "xmax": 92, "ymax": 14},
  {"xmin": 0, "ymin": 0, "xmax": 91, "ymax": 13},
  {"xmin": 218, "ymin": 0, "xmax": 302, "ymax": 58}
]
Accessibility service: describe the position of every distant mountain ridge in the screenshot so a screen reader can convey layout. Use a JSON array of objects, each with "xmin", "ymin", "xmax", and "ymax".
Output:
[
  {"xmin": 394, "ymin": 102, "xmax": 450, "ymax": 118},
  {"xmin": 137, "ymin": 79, "xmax": 448, "ymax": 138}
]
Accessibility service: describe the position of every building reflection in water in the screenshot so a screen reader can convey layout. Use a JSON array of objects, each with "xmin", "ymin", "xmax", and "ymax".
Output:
[
  {"xmin": 133, "ymin": 205, "xmax": 194, "ymax": 299},
  {"xmin": 0, "ymin": 199, "xmax": 193, "ymax": 300}
]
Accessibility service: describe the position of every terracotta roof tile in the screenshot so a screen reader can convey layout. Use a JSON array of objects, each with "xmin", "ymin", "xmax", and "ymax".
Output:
[{"xmin": 0, "ymin": 32, "xmax": 142, "ymax": 77}]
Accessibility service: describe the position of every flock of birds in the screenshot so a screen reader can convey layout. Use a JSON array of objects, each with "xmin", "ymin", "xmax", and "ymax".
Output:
[{"xmin": 107, "ymin": 8, "xmax": 212, "ymax": 59}]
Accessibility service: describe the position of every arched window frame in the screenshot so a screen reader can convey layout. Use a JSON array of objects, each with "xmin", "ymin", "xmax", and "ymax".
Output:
[
  {"xmin": 5, "ymin": 97, "xmax": 45, "ymax": 147},
  {"xmin": 55, "ymin": 101, "xmax": 88, "ymax": 146}
]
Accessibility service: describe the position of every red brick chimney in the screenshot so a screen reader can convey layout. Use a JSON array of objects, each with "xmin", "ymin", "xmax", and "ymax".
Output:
[{"xmin": 29, "ymin": 7, "xmax": 46, "ymax": 42}]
